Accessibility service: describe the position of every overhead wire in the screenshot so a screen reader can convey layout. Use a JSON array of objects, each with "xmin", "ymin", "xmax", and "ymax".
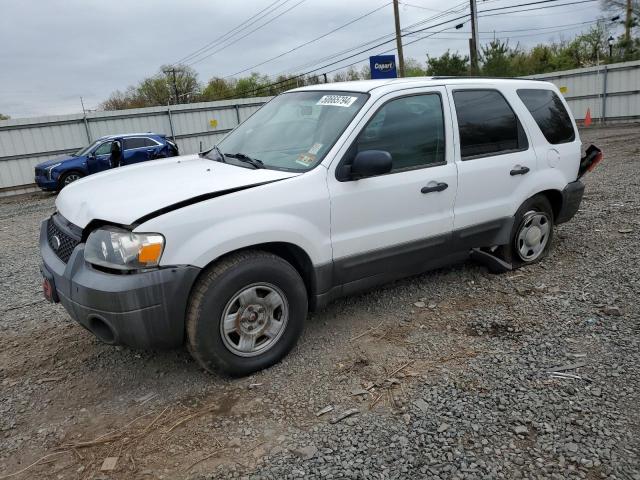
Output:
[{"xmin": 171, "ymin": 0, "xmax": 289, "ymax": 66}]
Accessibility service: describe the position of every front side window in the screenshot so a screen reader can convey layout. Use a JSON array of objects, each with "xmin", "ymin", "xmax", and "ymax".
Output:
[
  {"xmin": 453, "ymin": 89, "xmax": 528, "ymax": 160},
  {"xmin": 354, "ymin": 94, "xmax": 445, "ymax": 171},
  {"xmin": 94, "ymin": 142, "xmax": 113, "ymax": 156},
  {"xmin": 143, "ymin": 137, "xmax": 159, "ymax": 147},
  {"xmin": 209, "ymin": 91, "xmax": 369, "ymax": 171},
  {"xmin": 517, "ymin": 89, "xmax": 575, "ymax": 144},
  {"xmin": 74, "ymin": 140, "xmax": 102, "ymax": 157}
]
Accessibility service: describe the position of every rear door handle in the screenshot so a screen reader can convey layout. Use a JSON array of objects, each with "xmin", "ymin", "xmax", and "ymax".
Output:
[
  {"xmin": 421, "ymin": 182, "xmax": 448, "ymax": 194},
  {"xmin": 510, "ymin": 166, "xmax": 530, "ymax": 176}
]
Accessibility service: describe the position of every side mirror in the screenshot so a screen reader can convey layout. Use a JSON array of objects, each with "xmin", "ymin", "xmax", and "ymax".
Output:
[{"xmin": 349, "ymin": 150, "xmax": 392, "ymax": 180}]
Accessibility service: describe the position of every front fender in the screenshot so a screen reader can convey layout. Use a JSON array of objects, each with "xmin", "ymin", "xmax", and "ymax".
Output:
[{"xmin": 156, "ymin": 212, "xmax": 330, "ymax": 268}]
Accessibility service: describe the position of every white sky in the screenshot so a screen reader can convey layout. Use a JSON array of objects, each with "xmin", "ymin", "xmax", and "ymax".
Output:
[{"xmin": 0, "ymin": 0, "xmax": 609, "ymax": 118}]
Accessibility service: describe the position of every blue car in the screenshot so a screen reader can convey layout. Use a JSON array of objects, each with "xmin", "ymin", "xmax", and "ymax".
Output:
[{"xmin": 34, "ymin": 133, "xmax": 179, "ymax": 191}]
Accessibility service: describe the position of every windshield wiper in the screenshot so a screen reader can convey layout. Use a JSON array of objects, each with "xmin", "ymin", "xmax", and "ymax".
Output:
[
  {"xmin": 225, "ymin": 152, "xmax": 265, "ymax": 169},
  {"xmin": 199, "ymin": 144, "xmax": 226, "ymax": 163}
]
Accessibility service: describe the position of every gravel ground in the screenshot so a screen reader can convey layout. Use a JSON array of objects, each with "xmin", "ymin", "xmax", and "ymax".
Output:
[{"xmin": 0, "ymin": 124, "xmax": 639, "ymax": 480}]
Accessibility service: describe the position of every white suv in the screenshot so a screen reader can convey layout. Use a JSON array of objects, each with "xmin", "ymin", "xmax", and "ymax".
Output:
[{"xmin": 40, "ymin": 78, "xmax": 602, "ymax": 376}]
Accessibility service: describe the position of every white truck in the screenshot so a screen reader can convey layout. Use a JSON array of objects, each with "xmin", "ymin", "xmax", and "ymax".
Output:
[{"xmin": 40, "ymin": 78, "xmax": 602, "ymax": 376}]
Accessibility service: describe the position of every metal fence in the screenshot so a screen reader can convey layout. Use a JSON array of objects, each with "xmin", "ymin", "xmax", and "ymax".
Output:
[
  {"xmin": 1, "ymin": 60, "xmax": 639, "ymax": 196},
  {"xmin": 0, "ymin": 97, "xmax": 270, "ymax": 196},
  {"xmin": 524, "ymin": 59, "xmax": 640, "ymax": 123}
]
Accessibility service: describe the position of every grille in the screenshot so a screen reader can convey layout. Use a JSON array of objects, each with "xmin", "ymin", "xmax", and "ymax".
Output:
[{"xmin": 47, "ymin": 217, "xmax": 80, "ymax": 263}]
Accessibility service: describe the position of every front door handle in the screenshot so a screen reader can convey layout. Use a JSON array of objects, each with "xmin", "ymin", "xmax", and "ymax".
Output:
[
  {"xmin": 510, "ymin": 166, "xmax": 530, "ymax": 176},
  {"xmin": 421, "ymin": 182, "xmax": 448, "ymax": 194}
]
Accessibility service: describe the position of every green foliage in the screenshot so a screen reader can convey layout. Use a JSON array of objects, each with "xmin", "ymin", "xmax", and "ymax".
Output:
[
  {"xmin": 100, "ymin": 26, "xmax": 640, "ymax": 111},
  {"xmin": 0, "ymin": 113, "xmax": 9, "ymax": 120},
  {"xmin": 426, "ymin": 50, "xmax": 469, "ymax": 76}
]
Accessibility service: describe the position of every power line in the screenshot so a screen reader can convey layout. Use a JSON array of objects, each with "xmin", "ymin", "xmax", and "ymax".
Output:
[
  {"xmin": 223, "ymin": 2, "xmax": 392, "ymax": 78},
  {"xmin": 186, "ymin": 0, "xmax": 308, "ymax": 67},
  {"xmin": 217, "ymin": 0, "xmax": 601, "ymax": 99},
  {"xmin": 478, "ymin": 0, "xmax": 598, "ymax": 15},
  {"xmin": 172, "ymin": 0, "xmax": 288, "ymax": 66},
  {"xmin": 272, "ymin": 0, "xmax": 469, "ymax": 76}
]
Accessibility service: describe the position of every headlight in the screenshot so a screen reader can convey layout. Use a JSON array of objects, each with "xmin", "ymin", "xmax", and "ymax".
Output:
[
  {"xmin": 84, "ymin": 227, "xmax": 165, "ymax": 270},
  {"xmin": 45, "ymin": 162, "xmax": 62, "ymax": 180}
]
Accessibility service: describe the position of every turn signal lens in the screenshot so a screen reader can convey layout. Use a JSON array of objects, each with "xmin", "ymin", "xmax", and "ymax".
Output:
[{"xmin": 138, "ymin": 242, "xmax": 163, "ymax": 264}]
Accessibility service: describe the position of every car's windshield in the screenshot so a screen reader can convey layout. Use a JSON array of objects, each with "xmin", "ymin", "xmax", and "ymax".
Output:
[
  {"xmin": 208, "ymin": 91, "xmax": 368, "ymax": 171},
  {"xmin": 73, "ymin": 139, "xmax": 102, "ymax": 157}
]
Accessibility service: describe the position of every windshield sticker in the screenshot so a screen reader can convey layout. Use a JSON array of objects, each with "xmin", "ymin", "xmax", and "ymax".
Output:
[
  {"xmin": 296, "ymin": 153, "xmax": 316, "ymax": 167},
  {"xmin": 308, "ymin": 143, "xmax": 323, "ymax": 155},
  {"xmin": 316, "ymin": 95, "xmax": 358, "ymax": 108}
]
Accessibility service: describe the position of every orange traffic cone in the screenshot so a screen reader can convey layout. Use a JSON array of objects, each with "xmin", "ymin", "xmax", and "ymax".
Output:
[{"xmin": 584, "ymin": 108, "xmax": 592, "ymax": 127}]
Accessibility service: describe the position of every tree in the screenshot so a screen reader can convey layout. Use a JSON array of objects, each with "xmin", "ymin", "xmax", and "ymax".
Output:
[
  {"xmin": 0, "ymin": 113, "xmax": 9, "ymax": 120},
  {"xmin": 480, "ymin": 40, "xmax": 516, "ymax": 77},
  {"xmin": 425, "ymin": 51, "xmax": 469, "ymax": 76},
  {"xmin": 101, "ymin": 64, "xmax": 199, "ymax": 110},
  {"xmin": 202, "ymin": 77, "xmax": 237, "ymax": 101},
  {"xmin": 404, "ymin": 58, "xmax": 426, "ymax": 77}
]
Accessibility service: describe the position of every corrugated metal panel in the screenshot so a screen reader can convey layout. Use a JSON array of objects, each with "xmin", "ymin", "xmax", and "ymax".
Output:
[
  {"xmin": 0, "ymin": 97, "xmax": 272, "ymax": 190},
  {"xmin": 523, "ymin": 60, "xmax": 640, "ymax": 121}
]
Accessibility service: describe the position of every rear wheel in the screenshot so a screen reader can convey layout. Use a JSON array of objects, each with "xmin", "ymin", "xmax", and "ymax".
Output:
[
  {"xmin": 186, "ymin": 251, "xmax": 307, "ymax": 376},
  {"xmin": 58, "ymin": 171, "xmax": 84, "ymax": 190},
  {"xmin": 498, "ymin": 194, "xmax": 554, "ymax": 268}
]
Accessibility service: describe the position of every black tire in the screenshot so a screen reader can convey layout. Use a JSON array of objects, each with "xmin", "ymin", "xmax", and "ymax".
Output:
[
  {"xmin": 498, "ymin": 194, "xmax": 554, "ymax": 269},
  {"xmin": 57, "ymin": 171, "xmax": 84, "ymax": 191},
  {"xmin": 186, "ymin": 250, "xmax": 308, "ymax": 377}
]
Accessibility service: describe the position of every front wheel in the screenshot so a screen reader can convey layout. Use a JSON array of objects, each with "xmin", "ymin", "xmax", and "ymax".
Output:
[
  {"xmin": 186, "ymin": 251, "xmax": 308, "ymax": 376},
  {"xmin": 498, "ymin": 194, "xmax": 554, "ymax": 269},
  {"xmin": 58, "ymin": 171, "xmax": 84, "ymax": 190}
]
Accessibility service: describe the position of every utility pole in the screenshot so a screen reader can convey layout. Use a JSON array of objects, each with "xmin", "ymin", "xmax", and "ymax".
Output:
[
  {"xmin": 392, "ymin": 0, "xmax": 405, "ymax": 77},
  {"xmin": 625, "ymin": 0, "xmax": 632, "ymax": 45},
  {"xmin": 163, "ymin": 68, "xmax": 180, "ymax": 104},
  {"xmin": 469, "ymin": 0, "xmax": 480, "ymax": 74}
]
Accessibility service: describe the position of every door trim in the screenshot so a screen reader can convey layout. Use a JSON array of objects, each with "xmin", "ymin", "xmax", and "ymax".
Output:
[{"xmin": 311, "ymin": 216, "xmax": 514, "ymax": 309}]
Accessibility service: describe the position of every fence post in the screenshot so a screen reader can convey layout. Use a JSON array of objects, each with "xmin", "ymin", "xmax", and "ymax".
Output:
[
  {"xmin": 601, "ymin": 65, "xmax": 609, "ymax": 124},
  {"xmin": 82, "ymin": 115, "xmax": 92, "ymax": 143},
  {"xmin": 234, "ymin": 104, "xmax": 241, "ymax": 125},
  {"xmin": 167, "ymin": 104, "xmax": 176, "ymax": 140}
]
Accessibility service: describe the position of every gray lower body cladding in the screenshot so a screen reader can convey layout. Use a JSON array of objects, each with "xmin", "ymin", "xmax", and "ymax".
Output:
[
  {"xmin": 556, "ymin": 180, "xmax": 585, "ymax": 224},
  {"xmin": 39, "ymin": 220, "xmax": 200, "ymax": 349}
]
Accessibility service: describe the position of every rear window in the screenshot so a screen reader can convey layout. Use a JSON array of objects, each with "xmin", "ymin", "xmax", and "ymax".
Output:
[
  {"xmin": 453, "ymin": 89, "xmax": 528, "ymax": 160},
  {"xmin": 517, "ymin": 89, "xmax": 575, "ymax": 144}
]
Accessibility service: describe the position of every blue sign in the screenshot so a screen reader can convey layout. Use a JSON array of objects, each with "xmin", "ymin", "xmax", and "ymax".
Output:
[{"xmin": 370, "ymin": 55, "xmax": 397, "ymax": 79}]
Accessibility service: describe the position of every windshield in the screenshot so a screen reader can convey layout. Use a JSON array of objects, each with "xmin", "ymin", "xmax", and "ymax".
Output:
[
  {"xmin": 73, "ymin": 139, "xmax": 102, "ymax": 157},
  {"xmin": 209, "ymin": 91, "xmax": 368, "ymax": 171}
]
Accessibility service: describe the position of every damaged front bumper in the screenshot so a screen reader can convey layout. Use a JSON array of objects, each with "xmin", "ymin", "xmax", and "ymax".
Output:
[{"xmin": 39, "ymin": 218, "xmax": 200, "ymax": 349}]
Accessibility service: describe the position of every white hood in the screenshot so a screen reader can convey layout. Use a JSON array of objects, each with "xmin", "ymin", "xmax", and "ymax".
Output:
[{"xmin": 55, "ymin": 155, "xmax": 300, "ymax": 228}]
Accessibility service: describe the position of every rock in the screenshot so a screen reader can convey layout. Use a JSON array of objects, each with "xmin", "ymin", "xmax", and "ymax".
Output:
[
  {"xmin": 413, "ymin": 399, "xmax": 429, "ymax": 413},
  {"xmin": 566, "ymin": 443, "xmax": 579, "ymax": 453},
  {"xmin": 514, "ymin": 425, "xmax": 528, "ymax": 435},
  {"xmin": 437, "ymin": 423, "xmax": 449, "ymax": 433},
  {"xmin": 413, "ymin": 301, "xmax": 426, "ymax": 308},
  {"xmin": 292, "ymin": 445, "xmax": 318, "ymax": 460},
  {"xmin": 601, "ymin": 306, "xmax": 622, "ymax": 316}
]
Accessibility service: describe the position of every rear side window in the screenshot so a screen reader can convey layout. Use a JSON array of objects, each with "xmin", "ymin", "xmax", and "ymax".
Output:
[
  {"xmin": 453, "ymin": 89, "xmax": 528, "ymax": 160},
  {"xmin": 355, "ymin": 93, "xmax": 445, "ymax": 171},
  {"xmin": 123, "ymin": 138, "xmax": 146, "ymax": 150},
  {"xmin": 517, "ymin": 89, "xmax": 575, "ymax": 144}
]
